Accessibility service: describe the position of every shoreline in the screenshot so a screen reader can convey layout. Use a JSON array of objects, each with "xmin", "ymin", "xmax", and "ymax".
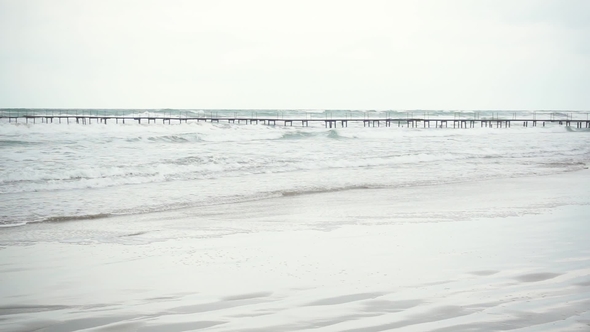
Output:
[
  {"xmin": 1, "ymin": 166, "xmax": 588, "ymax": 230},
  {"xmin": 1, "ymin": 169, "xmax": 589, "ymax": 331}
]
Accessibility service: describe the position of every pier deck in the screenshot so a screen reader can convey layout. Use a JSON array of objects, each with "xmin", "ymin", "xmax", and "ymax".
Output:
[{"xmin": 1, "ymin": 114, "xmax": 589, "ymax": 129}]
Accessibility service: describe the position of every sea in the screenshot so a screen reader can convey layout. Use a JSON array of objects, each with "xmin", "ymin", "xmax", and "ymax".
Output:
[{"xmin": 1, "ymin": 109, "xmax": 589, "ymax": 228}]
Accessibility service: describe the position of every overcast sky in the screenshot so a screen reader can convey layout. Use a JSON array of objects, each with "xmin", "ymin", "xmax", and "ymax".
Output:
[{"xmin": 1, "ymin": 0, "xmax": 589, "ymax": 110}]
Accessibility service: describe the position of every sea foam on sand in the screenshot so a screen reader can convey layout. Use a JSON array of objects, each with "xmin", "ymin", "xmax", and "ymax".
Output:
[{"xmin": 1, "ymin": 170, "xmax": 590, "ymax": 331}]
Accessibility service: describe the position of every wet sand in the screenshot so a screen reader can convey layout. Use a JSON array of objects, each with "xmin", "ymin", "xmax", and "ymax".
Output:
[{"xmin": 1, "ymin": 171, "xmax": 589, "ymax": 331}]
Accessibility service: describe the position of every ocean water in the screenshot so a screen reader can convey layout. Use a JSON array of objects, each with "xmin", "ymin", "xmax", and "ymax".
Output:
[
  {"xmin": 0, "ymin": 109, "xmax": 589, "ymax": 227},
  {"xmin": 2, "ymin": 109, "xmax": 590, "ymax": 331}
]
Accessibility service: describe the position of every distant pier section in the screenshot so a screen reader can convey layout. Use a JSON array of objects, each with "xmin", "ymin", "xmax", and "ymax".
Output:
[{"xmin": 1, "ymin": 110, "xmax": 589, "ymax": 129}]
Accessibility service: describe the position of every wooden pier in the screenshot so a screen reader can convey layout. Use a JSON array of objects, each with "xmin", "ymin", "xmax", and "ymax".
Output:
[{"xmin": 2, "ymin": 114, "xmax": 590, "ymax": 129}]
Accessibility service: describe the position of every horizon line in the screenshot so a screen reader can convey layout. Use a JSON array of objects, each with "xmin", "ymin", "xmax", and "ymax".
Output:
[{"xmin": 1, "ymin": 108, "xmax": 589, "ymax": 112}]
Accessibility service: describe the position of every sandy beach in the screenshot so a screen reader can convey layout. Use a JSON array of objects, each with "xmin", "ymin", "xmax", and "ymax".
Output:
[{"xmin": 1, "ymin": 169, "xmax": 589, "ymax": 331}]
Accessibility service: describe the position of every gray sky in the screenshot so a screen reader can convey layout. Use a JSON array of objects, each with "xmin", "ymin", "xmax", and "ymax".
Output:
[{"xmin": 1, "ymin": 0, "xmax": 589, "ymax": 110}]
